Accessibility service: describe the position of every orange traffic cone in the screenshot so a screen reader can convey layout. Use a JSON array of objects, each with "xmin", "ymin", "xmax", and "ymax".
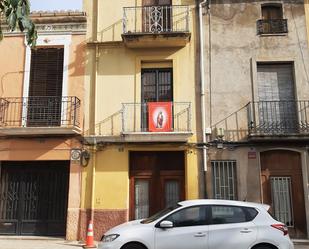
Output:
[{"xmin": 83, "ymin": 220, "xmax": 97, "ymax": 248}]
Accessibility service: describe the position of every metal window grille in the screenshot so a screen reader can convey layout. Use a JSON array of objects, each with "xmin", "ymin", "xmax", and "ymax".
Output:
[
  {"xmin": 212, "ymin": 161, "xmax": 237, "ymax": 200},
  {"xmin": 270, "ymin": 177, "xmax": 294, "ymax": 227}
]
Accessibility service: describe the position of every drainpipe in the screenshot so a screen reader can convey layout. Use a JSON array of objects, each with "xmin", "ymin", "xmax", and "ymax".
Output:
[
  {"xmin": 89, "ymin": 0, "xmax": 99, "ymax": 227},
  {"xmin": 199, "ymin": 0, "xmax": 209, "ymax": 198}
]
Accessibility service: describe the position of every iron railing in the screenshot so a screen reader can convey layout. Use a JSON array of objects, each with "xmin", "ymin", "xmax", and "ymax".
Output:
[
  {"xmin": 257, "ymin": 19, "xmax": 288, "ymax": 35},
  {"xmin": 123, "ymin": 5, "xmax": 190, "ymax": 34},
  {"xmin": 247, "ymin": 100, "xmax": 309, "ymax": 136},
  {"xmin": 122, "ymin": 102, "xmax": 191, "ymax": 133},
  {"xmin": 0, "ymin": 96, "xmax": 81, "ymax": 128}
]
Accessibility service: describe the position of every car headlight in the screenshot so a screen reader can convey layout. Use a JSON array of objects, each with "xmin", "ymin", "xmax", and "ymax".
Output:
[{"xmin": 102, "ymin": 234, "xmax": 120, "ymax": 243}]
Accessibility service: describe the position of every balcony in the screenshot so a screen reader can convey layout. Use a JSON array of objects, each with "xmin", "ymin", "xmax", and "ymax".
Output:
[
  {"xmin": 257, "ymin": 19, "xmax": 288, "ymax": 35},
  {"xmin": 119, "ymin": 102, "xmax": 192, "ymax": 142},
  {"xmin": 122, "ymin": 5, "xmax": 190, "ymax": 48},
  {"xmin": 247, "ymin": 100, "xmax": 309, "ymax": 139},
  {"xmin": 0, "ymin": 96, "xmax": 81, "ymax": 136}
]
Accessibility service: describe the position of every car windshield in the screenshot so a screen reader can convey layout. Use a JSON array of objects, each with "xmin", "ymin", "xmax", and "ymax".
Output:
[{"xmin": 141, "ymin": 204, "xmax": 181, "ymax": 224}]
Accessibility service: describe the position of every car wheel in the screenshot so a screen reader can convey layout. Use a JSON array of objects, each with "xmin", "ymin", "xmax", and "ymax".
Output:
[{"xmin": 122, "ymin": 243, "xmax": 147, "ymax": 249}]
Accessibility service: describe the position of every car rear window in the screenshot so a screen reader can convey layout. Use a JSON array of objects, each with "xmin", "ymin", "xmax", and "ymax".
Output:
[
  {"xmin": 210, "ymin": 206, "xmax": 247, "ymax": 224},
  {"xmin": 244, "ymin": 207, "xmax": 258, "ymax": 221},
  {"xmin": 209, "ymin": 205, "xmax": 258, "ymax": 225}
]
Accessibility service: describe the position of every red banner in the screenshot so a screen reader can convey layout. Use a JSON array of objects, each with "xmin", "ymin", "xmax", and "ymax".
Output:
[{"xmin": 148, "ymin": 102, "xmax": 172, "ymax": 132}]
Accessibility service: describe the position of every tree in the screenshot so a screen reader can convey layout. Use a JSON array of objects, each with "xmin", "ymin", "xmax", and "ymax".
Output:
[{"xmin": 0, "ymin": 0, "xmax": 37, "ymax": 46}]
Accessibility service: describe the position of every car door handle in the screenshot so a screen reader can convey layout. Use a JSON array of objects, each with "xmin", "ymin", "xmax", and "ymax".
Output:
[
  {"xmin": 240, "ymin": 229, "xmax": 252, "ymax": 233},
  {"xmin": 194, "ymin": 232, "xmax": 206, "ymax": 237}
]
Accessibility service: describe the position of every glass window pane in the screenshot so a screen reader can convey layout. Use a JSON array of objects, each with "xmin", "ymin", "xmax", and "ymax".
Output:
[
  {"xmin": 165, "ymin": 180, "xmax": 180, "ymax": 208},
  {"xmin": 211, "ymin": 206, "xmax": 247, "ymax": 224},
  {"xmin": 135, "ymin": 179, "xmax": 149, "ymax": 219},
  {"xmin": 165, "ymin": 206, "xmax": 207, "ymax": 227}
]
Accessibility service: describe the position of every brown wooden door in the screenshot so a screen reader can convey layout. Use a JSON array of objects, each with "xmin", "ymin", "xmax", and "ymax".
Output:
[
  {"xmin": 261, "ymin": 150, "xmax": 307, "ymax": 239},
  {"xmin": 129, "ymin": 151, "xmax": 185, "ymax": 220},
  {"xmin": 27, "ymin": 48, "xmax": 64, "ymax": 127}
]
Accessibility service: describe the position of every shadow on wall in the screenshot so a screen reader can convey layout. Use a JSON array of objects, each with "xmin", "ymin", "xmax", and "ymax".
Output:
[
  {"xmin": 97, "ymin": 19, "xmax": 122, "ymax": 42},
  {"xmin": 211, "ymin": 103, "xmax": 250, "ymax": 142},
  {"xmin": 84, "ymin": 110, "xmax": 122, "ymax": 136},
  {"xmin": 68, "ymin": 41, "xmax": 87, "ymax": 77}
]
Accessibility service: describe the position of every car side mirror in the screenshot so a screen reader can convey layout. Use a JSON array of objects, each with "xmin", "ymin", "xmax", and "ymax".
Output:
[{"xmin": 159, "ymin": 220, "xmax": 173, "ymax": 229}]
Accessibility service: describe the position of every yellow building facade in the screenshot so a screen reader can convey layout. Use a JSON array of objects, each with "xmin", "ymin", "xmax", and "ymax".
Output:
[{"xmin": 82, "ymin": 0, "xmax": 200, "ymax": 240}]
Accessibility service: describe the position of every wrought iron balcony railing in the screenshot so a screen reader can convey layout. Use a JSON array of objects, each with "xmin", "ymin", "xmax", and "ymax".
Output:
[
  {"xmin": 257, "ymin": 19, "xmax": 288, "ymax": 35},
  {"xmin": 247, "ymin": 100, "xmax": 309, "ymax": 136},
  {"xmin": 122, "ymin": 102, "xmax": 191, "ymax": 133},
  {"xmin": 0, "ymin": 96, "xmax": 81, "ymax": 129},
  {"xmin": 123, "ymin": 5, "xmax": 190, "ymax": 34}
]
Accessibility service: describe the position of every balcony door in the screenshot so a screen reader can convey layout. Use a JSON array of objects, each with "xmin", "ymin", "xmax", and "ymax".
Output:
[
  {"xmin": 27, "ymin": 48, "xmax": 64, "ymax": 127},
  {"xmin": 257, "ymin": 63, "xmax": 297, "ymax": 134},
  {"xmin": 142, "ymin": 0, "xmax": 172, "ymax": 33},
  {"xmin": 141, "ymin": 68, "xmax": 173, "ymax": 131}
]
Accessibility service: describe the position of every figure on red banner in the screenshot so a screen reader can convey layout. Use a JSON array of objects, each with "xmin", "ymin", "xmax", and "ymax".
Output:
[
  {"xmin": 156, "ymin": 111, "xmax": 164, "ymax": 128},
  {"xmin": 148, "ymin": 102, "xmax": 172, "ymax": 132}
]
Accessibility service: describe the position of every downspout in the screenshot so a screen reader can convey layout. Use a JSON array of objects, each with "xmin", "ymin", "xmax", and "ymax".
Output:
[
  {"xmin": 89, "ymin": 0, "xmax": 99, "ymax": 225},
  {"xmin": 199, "ymin": 0, "xmax": 209, "ymax": 198}
]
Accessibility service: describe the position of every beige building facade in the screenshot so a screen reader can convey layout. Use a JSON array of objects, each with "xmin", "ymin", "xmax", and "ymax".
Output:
[
  {"xmin": 201, "ymin": 0, "xmax": 309, "ymax": 239},
  {"xmin": 0, "ymin": 12, "xmax": 86, "ymax": 240}
]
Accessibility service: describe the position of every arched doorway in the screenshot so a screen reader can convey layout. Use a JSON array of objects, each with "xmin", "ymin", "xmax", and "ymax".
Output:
[{"xmin": 260, "ymin": 150, "xmax": 307, "ymax": 239}]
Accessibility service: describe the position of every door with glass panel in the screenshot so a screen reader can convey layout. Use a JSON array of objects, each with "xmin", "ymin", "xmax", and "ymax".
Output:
[
  {"xmin": 257, "ymin": 63, "xmax": 297, "ymax": 134},
  {"xmin": 260, "ymin": 150, "xmax": 307, "ymax": 238},
  {"xmin": 141, "ymin": 68, "xmax": 173, "ymax": 131},
  {"xmin": 130, "ymin": 151, "xmax": 185, "ymax": 220}
]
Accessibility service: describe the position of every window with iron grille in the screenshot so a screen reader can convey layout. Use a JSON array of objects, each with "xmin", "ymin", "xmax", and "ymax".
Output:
[{"xmin": 212, "ymin": 161, "xmax": 237, "ymax": 200}]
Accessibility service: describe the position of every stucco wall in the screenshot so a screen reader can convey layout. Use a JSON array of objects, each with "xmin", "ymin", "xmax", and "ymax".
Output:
[{"xmin": 202, "ymin": 1, "xmax": 309, "ymax": 138}]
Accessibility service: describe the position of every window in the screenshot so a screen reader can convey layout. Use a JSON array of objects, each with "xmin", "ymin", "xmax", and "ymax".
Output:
[
  {"xmin": 245, "ymin": 207, "xmax": 258, "ymax": 221},
  {"xmin": 262, "ymin": 5, "xmax": 283, "ymax": 20},
  {"xmin": 27, "ymin": 48, "xmax": 64, "ymax": 127},
  {"xmin": 212, "ymin": 161, "xmax": 237, "ymax": 200},
  {"xmin": 164, "ymin": 206, "xmax": 207, "ymax": 227},
  {"xmin": 141, "ymin": 68, "xmax": 173, "ymax": 131},
  {"xmin": 270, "ymin": 177, "xmax": 294, "ymax": 227},
  {"xmin": 257, "ymin": 4, "xmax": 287, "ymax": 34},
  {"xmin": 210, "ymin": 206, "xmax": 247, "ymax": 225},
  {"xmin": 256, "ymin": 63, "xmax": 297, "ymax": 134}
]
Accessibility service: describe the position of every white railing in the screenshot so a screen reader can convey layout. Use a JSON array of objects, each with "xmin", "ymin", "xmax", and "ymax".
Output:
[{"xmin": 122, "ymin": 102, "xmax": 191, "ymax": 133}]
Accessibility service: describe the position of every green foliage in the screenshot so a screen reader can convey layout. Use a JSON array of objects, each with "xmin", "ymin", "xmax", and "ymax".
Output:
[{"xmin": 0, "ymin": 0, "xmax": 37, "ymax": 46}]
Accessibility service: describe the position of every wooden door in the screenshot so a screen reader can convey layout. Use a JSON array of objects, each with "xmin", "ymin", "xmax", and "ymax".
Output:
[
  {"xmin": 27, "ymin": 48, "xmax": 64, "ymax": 127},
  {"xmin": 261, "ymin": 150, "xmax": 307, "ymax": 239},
  {"xmin": 129, "ymin": 151, "xmax": 185, "ymax": 220},
  {"xmin": 141, "ymin": 68, "xmax": 173, "ymax": 131}
]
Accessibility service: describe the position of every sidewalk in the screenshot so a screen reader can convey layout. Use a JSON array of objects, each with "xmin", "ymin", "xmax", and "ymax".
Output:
[
  {"xmin": 0, "ymin": 237, "xmax": 87, "ymax": 249},
  {"xmin": 0, "ymin": 237, "xmax": 307, "ymax": 249}
]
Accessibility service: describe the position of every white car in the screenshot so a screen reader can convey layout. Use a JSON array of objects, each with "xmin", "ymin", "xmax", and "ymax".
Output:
[{"xmin": 99, "ymin": 199, "xmax": 294, "ymax": 249}]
